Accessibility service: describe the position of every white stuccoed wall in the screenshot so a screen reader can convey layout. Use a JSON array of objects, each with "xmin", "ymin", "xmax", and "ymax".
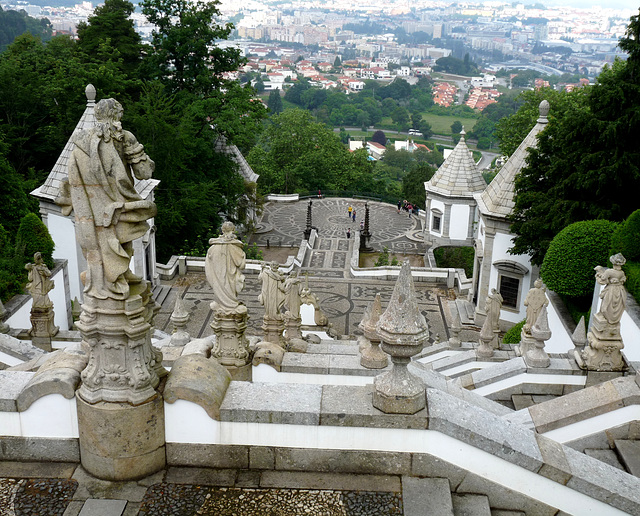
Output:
[
  {"xmin": 48, "ymin": 213, "xmax": 82, "ymax": 302},
  {"xmin": 449, "ymin": 204, "xmax": 470, "ymax": 240}
]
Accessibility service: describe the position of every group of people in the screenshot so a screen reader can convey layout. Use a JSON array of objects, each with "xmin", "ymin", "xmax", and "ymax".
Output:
[
  {"xmin": 346, "ymin": 204, "xmax": 365, "ymax": 239},
  {"xmin": 397, "ymin": 200, "xmax": 419, "ymax": 218}
]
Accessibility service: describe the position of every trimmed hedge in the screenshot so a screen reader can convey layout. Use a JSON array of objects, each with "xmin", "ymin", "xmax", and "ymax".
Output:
[
  {"xmin": 541, "ymin": 220, "xmax": 618, "ymax": 298},
  {"xmin": 611, "ymin": 209, "xmax": 640, "ymax": 261},
  {"xmin": 625, "ymin": 261, "xmax": 640, "ymax": 307},
  {"xmin": 503, "ymin": 320, "xmax": 525, "ymax": 344},
  {"xmin": 15, "ymin": 213, "xmax": 55, "ymax": 269}
]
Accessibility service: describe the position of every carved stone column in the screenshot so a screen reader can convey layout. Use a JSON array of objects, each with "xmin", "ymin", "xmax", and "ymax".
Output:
[
  {"xmin": 373, "ymin": 261, "xmax": 428, "ymax": 414},
  {"xmin": 210, "ymin": 306, "xmax": 250, "ymax": 380}
]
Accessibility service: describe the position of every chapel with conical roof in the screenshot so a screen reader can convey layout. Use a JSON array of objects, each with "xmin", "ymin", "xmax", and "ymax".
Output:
[{"xmin": 424, "ymin": 129, "xmax": 486, "ymax": 249}]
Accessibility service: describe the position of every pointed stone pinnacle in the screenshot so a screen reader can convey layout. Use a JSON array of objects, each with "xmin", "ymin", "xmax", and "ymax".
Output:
[
  {"xmin": 364, "ymin": 294, "xmax": 383, "ymax": 333},
  {"xmin": 376, "ymin": 261, "xmax": 428, "ymax": 344},
  {"xmin": 571, "ymin": 316, "xmax": 587, "ymax": 348},
  {"xmin": 172, "ymin": 295, "xmax": 189, "ymax": 321}
]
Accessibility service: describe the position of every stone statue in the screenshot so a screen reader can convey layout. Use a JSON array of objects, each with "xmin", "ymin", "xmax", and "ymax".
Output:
[
  {"xmin": 595, "ymin": 254, "xmax": 627, "ymax": 325},
  {"xmin": 63, "ymin": 98, "xmax": 156, "ymax": 300},
  {"xmin": 576, "ymin": 254, "xmax": 628, "ymax": 372},
  {"xmin": 205, "ymin": 221, "xmax": 246, "ymax": 314},
  {"xmin": 258, "ymin": 262, "xmax": 285, "ymax": 319},
  {"xmin": 284, "ymin": 270, "xmax": 303, "ymax": 319},
  {"xmin": 523, "ymin": 279, "xmax": 549, "ymax": 334},
  {"xmin": 485, "ymin": 288, "xmax": 503, "ymax": 332},
  {"xmin": 25, "ymin": 252, "xmax": 54, "ymax": 310}
]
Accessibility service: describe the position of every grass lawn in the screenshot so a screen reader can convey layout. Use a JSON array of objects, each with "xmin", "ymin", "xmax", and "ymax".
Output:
[{"xmin": 380, "ymin": 114, "xmax": 478, "ymax": 135}]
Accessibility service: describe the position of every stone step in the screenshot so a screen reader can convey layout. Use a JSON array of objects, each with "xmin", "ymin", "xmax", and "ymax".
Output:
[
  {"xmin": 584, "ymin": 448, "xmax": 625, "ymax": 471},
  {"xmin": 453, "ymin": 299, "xmax": 476, "ymax": 326},
  {"xmin": 402, "ymin": 477, "xmax": 454, "ymax": 516},
  {"xmin": 452, "ymin": 493, "xmax": 492, "ymax": 516},
  {"xmin": 78, "ymin": 499, "xmax": 127, "ymax": 516},
  {"xmin": 615, "ymin": 440, "xmax": 640, "ymax": 476},
  {"xmin": 152, "ymin": 284, "xmax": 172, "ymax": 306}
]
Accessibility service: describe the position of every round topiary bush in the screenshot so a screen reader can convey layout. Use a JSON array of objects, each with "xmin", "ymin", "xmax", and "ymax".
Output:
[
  {"xmin": 503, "ymin": 320, "xmax": 525, "ymax": 344},
  {"xmin": 540, "ymin": 220, "xmax": 618, "ymax": 297},
  {"xmin": 15, "ymin": 213, "xmax": 55, "ymax": 269},
  {"xmin": 610, "ymin": 209, "xmax": 640, "ymax": 261}
]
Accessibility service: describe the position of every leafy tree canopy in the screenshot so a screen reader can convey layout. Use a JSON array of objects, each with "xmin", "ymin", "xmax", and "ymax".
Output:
[
  {"xmin": 0, "ymin": 6, "xmax": 51, "ymax": 52},
  {"xmin": 509, "ymin": 14, "xmax": 640, "ymax": 265}
]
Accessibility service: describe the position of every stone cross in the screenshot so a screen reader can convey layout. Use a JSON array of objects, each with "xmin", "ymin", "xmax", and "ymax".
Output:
[
  {"xmin": 373, "ymin": 261, "xmax": 428, "ymax": 414},
  {"xmin": 25, "ymin": 252, "xmax": 58, "ymax": 351},
  {"xmin": 577, "ymin": 253, "xmax": 627, "ymax": 371}
]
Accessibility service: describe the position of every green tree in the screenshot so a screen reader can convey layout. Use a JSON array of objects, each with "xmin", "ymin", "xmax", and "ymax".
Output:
[
  {"xmin": 267, "ymin": 89, "xmax": 283, "ymax": 114},
  {"xmin": 249, "ymin": 109, "xmax": 370, "ymax": 194},
  {"xmin": 76, "ymin": 0, "xmax": 142, "ymax": 75},
  {"xmin": 402, "ymin": 163, "xmax": 434, "ymax": 209},
  {"xmin": 450, "ymin": 120, "xmax": 463, "ymax": 134},
  {"xmin": 15, "ymin": 213, "xmax": 55, "ymax": 269},
  {"xmin": 418, "ymin": 121, "xmax": 433, "ymax": 139},
  {"xmin": 370, "ymin": 130, "xmax": 387, "ymax": 146},
  {"xmin": 141, "ymin": 0, "xmax": 241, "ymax": 96},
  {"xmin": 333, "ymin": 56, "xmax": 341, "ymax": 68},
  {"xmin": 0, "ymin": 6, "xmax": 52, "ymax": 51},
  {"xmin": 390, "ymin": 106, "xmax": 410, "ymax": 131}
]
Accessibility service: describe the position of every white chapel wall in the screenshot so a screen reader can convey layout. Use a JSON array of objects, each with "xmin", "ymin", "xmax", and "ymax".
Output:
[{"xmin": 449, "ymin": 204, "xmax": 470, "ymax": 241}]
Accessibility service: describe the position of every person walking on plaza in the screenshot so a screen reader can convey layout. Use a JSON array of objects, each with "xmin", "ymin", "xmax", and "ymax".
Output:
[
  {"xmin": 397, "ymin": 200, "xmax": 401, "ymax": 214},
  {"xmin": 348, "ymin": 205, "xmax": 352, "ymax": 218},
  {"xmin": 346, "ymin": 228, "xmax": 351, "ymax": 239},
  {"xmin": 352, "ymin": 209, "xmax": 356, "ymax": 222}
]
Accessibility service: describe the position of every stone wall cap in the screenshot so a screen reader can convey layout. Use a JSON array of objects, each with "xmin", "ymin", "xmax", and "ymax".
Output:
[
  {"xmin": 164, "ymin": 354, "xmax": 231, "ymax": 420},
  {"xmin": 0, "ymin": 371, "xmax": 36, "ymax": 411}
]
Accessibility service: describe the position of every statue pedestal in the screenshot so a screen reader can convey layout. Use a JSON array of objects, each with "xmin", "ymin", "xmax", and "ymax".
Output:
[
  {"xmin": 284, "ymin": 314, "xmax": 303, "ymax": 341},
  {"xmin": 373, "ymin": 355, "xmax": 424, "ymax": 414},
  {"xmin": 262, "ymin": 315, "xmax": 285, "ymax": 346},
  {"xmin": 211, "ymin": 309, "xmax": 249, "ymax": 366},
  {"xmin": 29, "ymin": 307, "xmax": 58, "ymax": 352},
  {"xmin": 524, "ymin": 341, "xmax": 550, "ymax": 368},
  {"xmin": 515, "ymin": 331, "xmax": 536, "ymax": 358},
  {"xmin": 76, "ymin": 393, "xmax": 165, "ymax": 481},
  {"xmin": 576, "ymin": 314, "xmax": 626, "ymax": 371},
  {"xmin": 476, "ymin": 338, "xmax": 494, "ymax": 358},
  {"xmin": 76, "ymin": 281, "xmax": 166, "ymax": 481}
]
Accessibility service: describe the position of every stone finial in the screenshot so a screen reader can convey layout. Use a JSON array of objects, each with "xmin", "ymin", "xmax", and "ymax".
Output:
[
  {"xmin": 361, "ymin": 293, "xmax": 388, "ymax": 369},
  {"xmin": 85, "ymin": 84, "xmax": 96, "ymax": 103},
  {"xmin": 448, "ymin": 311, "xmax": 462, "ymax": 348},
  {"xmin": 525, "ymin": 305, "xmax": 551, "ymax": 368},
  {"xmin": 571, "ymin": 316, "xmax": 587, "ymax": 351},
  {"xmin": 170, "ymin": 294, "xmax": 190, "ymax": 346},
  {"xmin": 538, "ymin": 99, "xmax": 550, "ymax": 120},
  {"xmin": 460, "ymin": 127, "xmax": 466, "ymax": 138},
  {"xmin": 373, "ymin": 261, "xmax": 428, "ymax": 414}
]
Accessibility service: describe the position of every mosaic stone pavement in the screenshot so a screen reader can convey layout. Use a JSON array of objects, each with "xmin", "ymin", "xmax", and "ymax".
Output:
[
  {"xmin": 154, "ymin": 197, "xmax": 479, "ymax": 343},
  {"xmin": 0, "ymin": 478, "xmax": 402, "ymax": 516},
  {"xmin": 0, "ymin": 478, "xmax": 77, "ymax": 516},
  {"xmin": 139, "ymin": 484, "xmax": 402, "ymax": 516},
  {"xmin": 251, "ymin": 198, "xmax": 425, "ymax": 258}
]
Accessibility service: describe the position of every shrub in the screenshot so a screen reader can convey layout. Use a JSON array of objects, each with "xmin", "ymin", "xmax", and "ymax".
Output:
[
  {"xmin": 540, "ymin": 220, "xmax": 618, "ymax": 298},
  {"xmin": 0, "ymin": 223, "xmax": 22, "ymax": 302},
  {"xmin": 375, "ymin": 246, "xmax": 394, "ymax": 267},
  {"xmin": 433, "ymin": 246, "xmax": 474, "ymax": 277},
  {"xmin": 610, "ymin": 209, "xmax": 640, "ymax": 261},
  {"xmin": 624, "ymin": 261, "xmax": 640, "ymax": 307},
  {"xmin": 14, "ymin": 213, "xmax": 55, "ymax": 269},
  {"xmin": 502, "ymin": 320, "xmax": 525, "ymax": 344}
]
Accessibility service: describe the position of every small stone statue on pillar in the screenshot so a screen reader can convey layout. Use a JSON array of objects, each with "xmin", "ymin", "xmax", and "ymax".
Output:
[
  {"xmin": 484, "ymin": 288, "xmax": 502, "ymax": 349},
  {"xmin": 358, "ymin": 299, "xmax": 374, "ymax": 353},
  {"xmin": 517, "ymin": 279, "xmax": 549, "ymax": 357},
  {"xmin": 361, "ymin": 293, "xmax": 388, "ymax": 369},
  {"xmin": 576, "ymin": 254, "xmax": 628, "ymax": 371},
  {"xmin": 284, "ymin": 271, "xmax": 307, "ymax": 352},
  {"xmin": 373, "ymin": 261, "xmax": 428, "ymax": 414},
  {"xmin": 524, "ymin": 305, "xmax": 551, "ymax": 368},
  {"xmin": 0, "ymin": 298, "xmax": 9, "ymax": 334},
  {"xmin": 259, "ymin": 261, "xmax": 286, "ymax": 345},
  {"xmin": 58, "ymin": 91, "xmax": 166, "ymax": 480},
  {"xmin": 25, "ymin": 252, "xmax": 59, "ymax": 351},
  {"xmin": 448, "ymin": 311, "xmax": 462, "ymax": 348},
  {"xmin": 205, "ymin": 221, "xmax": 250, "ymax": 377},
  {"xmin": 477, "ymin": 311, "xmax": 494, "ymax": 358},
  {"xmin": 169, "ymin": 294, "xmax": 190, "ymax": 347}
]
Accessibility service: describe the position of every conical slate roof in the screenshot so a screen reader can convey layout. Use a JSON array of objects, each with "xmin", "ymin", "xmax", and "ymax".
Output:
[
  {"xmin": 31, "ymin": 84, "xmax": 158, "ymax": 203},
  {"xmin": 425, "ymin": 130, "xmax": 486, "ymax": 198},
  {"xmin": 476, "ymin": 100, "xmax": 549, "ymax": 219},
  {"xmin": 213, "ymin": 135, "xmax": 259, "ymax": 183}
]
